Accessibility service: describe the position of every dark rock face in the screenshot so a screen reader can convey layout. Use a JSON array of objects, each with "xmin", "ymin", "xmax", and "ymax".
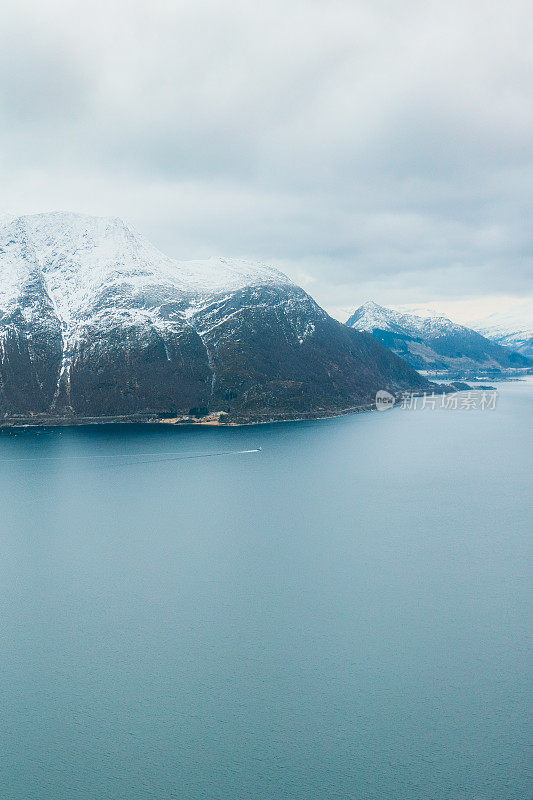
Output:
[
  {"xmin": 190, "ymin": 285, "xmax": 429, "ymax": 422},
  {"xmin": 347, "ymin": 301, "xmax": 532, "ymax": 376},
  {"xmin": 0, "ymin": 214, "xmax": 428, "ymax": 425},
  {"xmin": 66, "ymin": 319, "xmax": 211, "ymax": 418},
  {"xmin": 0, "ymin": 276, "xmax": 63, "ymax": 414}
]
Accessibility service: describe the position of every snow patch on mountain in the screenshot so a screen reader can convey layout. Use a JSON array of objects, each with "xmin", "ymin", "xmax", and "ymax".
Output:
[
  {"xmin": 467, "ymin": 304, "xmax": 533, "ymax": 353},
  {"xmin": 0, "ymin": 212, "xmax": 293, "ymax": 324},
  {"xmin": 346, "ymin": 300, "xmax": 531, "ymax": 373},
  {"xmin": 347, "ymin": 300, "xmax": 465, "ymax": 338},
  {"xmin": 0, "ymin": 212, "xmax": 299, "ymax": 408}
]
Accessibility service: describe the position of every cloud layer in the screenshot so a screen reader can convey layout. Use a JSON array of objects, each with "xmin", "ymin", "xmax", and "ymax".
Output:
[{"xmin": 1, "ymin": 0, "xmax": 531, "ymax": 318}]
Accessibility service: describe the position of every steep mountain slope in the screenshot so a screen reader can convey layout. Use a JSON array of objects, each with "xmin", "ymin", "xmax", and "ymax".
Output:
[
  {"xmin": 346, "ymin": 301, "xmax": 531, "ymax": 375},
  {"xmin": 0, "ymin": 214, "xmax": 429, "ymax": 424}
]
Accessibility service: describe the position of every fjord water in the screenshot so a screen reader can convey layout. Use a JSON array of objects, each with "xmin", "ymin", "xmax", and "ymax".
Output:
[{"xmin": 1, "ymin": 381, "xmax": 531, "ymax": 800}]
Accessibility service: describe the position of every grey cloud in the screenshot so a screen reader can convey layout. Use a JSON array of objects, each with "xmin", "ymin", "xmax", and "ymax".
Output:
[{"xmin": 0, "ymin": 0, "xmax": 531, "ymax": 316}]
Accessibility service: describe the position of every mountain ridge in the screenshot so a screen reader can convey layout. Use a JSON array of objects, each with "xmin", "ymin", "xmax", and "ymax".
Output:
[
  {"xmin": 346, "ymin": 301, "xmax": 531, "ymax": 376},
  {"xmin": 0, "ymin": 213, "xmax": 430, "ymax": 424},
  {"xmin": 467, "ymin": 306, "xmax": 533, "ymax": 358}
]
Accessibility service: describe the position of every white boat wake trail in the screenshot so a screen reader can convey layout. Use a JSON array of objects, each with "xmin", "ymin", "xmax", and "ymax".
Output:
[{"xmin": 0, "ymin": 448, "xmax": 262, "ymax": 467}]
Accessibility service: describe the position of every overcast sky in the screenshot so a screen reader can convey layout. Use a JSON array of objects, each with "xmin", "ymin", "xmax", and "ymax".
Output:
[{"xmin": 1, "ymin": 0, "xmax": 531, "ymax": 321}]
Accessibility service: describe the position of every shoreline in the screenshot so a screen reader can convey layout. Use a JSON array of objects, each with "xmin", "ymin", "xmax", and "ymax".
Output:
[
  {"xmin": 2, "ymin": 380, "xmax": 512, "ymax": 431},
  {"xmin": 0, "ymin": 403, "xmax": 378, "ymax": 430}
]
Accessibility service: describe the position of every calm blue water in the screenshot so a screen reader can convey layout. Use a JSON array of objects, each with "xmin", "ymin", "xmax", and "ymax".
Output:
[{"xmin": 1, "ymin": 380, "xmax": 531, "ymax": 800}]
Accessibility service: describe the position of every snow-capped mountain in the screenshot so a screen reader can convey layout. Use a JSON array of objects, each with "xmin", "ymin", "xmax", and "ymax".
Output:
[
  {"xmin": 466, "ymin": 305, "xmax": 533, "ymax": 358},
  {"xmin": 0, "ymin": 213, "xmax": 428, "ymax": 424},
  {"xmin": 348, "ymin": 301, "xmax": 464, "ymax": 338},
  {"xmin": 346, "ymin": 301, "xmax": 531, "ymax": 375}
]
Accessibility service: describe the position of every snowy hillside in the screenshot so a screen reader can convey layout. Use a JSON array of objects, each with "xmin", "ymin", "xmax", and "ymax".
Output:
[
  {"xmin": 466, "ymin": 304, "xmax": 533, "ymax": 358},
  {"xmin": 0, "ymin": 213, "xmax": 427, "ymax": 423},
  {"xmin": 346, "ymin": 301, "xmax": 531, "ymax": 375},
  {"xmin": 348, "ymin": 301, "xmax": 465, "ymax": 338},
  {"xmin": 0, "ymin": 212, "xmax": 292, "ymax": 318}
]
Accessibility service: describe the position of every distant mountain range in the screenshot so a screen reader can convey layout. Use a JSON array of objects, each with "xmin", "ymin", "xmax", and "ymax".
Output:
[
  {"xmin": 0, "ymin": 213, "xmax": 429, "ymax": 425},
  {"xmin": 466, "ymin": 307, "xmax": 533, "ymax": 359},
  {"xmin": 346, "ymin": 301, "xmax": 531, "ymax": 376}
]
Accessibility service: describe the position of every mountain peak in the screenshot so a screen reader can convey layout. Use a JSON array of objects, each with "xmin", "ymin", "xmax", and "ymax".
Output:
[
  {"xmin": 346, "ymin": 299, "xmax": 531, "ymax": 374},
  {"xmin": 360, "ymin": 299, "xmax": 384, "ymax": 309},
  {"xmin": 0, "ymin": 212, "xmax": 294, "ymax": 323},
  {"xmin": 346, "ymin": 300, "xmax": 402, "ymax": 332},
  {"xmin": 0, "ymin": 212, "xmax": 427, "ymax": 424}
]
